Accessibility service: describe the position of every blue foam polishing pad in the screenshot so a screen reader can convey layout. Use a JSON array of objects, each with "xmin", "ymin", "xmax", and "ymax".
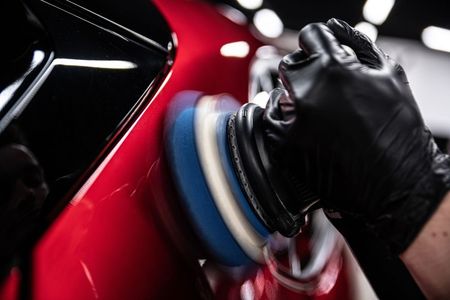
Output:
[
  {"xmin": 216, "ymin": 112, "xmax": 270, "ymax": 238},
  {"xmin": 165, "ymin": 91, "xmax": 251, "ymax": 266}
]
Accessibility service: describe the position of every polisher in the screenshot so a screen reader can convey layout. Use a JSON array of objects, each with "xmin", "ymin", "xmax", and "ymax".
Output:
[{"xmin": 165, "ymin": 91, "xmax": 318, "ymax": 266}]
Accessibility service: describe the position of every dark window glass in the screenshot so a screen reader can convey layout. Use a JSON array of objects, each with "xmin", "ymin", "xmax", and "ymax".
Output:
[
  {"xmin": 0, "ymin": 0, "xmax": 171, "ymax": 275},
  {"xmin": 46, "ymin": 0, "xmax": 172, "ymax": 49}
]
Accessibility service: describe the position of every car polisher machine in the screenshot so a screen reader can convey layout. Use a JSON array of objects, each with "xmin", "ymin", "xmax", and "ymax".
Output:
[{"xmin": 164, "ymin": 90, "xmax": 319, "ymax": 266}]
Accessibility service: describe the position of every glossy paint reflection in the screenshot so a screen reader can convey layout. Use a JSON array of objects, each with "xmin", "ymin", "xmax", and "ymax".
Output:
[
  {"xmin": 30, "ymin": 0, "xmax": 262, "ymax": 297},
  {"xmin": 0, "ymin": 50, "xmax": 47, "ymax": 112},
  {"xmin": 0, "ymin": 0, "xmax": 170, "ymax": 290},
  {"xmin": 0, "ymin": 125, "xmax": 47, "ymax": 277}
]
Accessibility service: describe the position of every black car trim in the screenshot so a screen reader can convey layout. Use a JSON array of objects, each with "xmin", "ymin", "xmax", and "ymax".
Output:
[{"xmin": 41, "ymin": 0, "xmax": 168, "ymax": 54}]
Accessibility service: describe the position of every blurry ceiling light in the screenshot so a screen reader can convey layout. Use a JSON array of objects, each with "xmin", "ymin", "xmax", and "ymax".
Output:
[
  {"xmin": 253, "ymin": 9, "xmax": 284, "ymax": 39},
  {"xmin": 363, "ymin": 0, "xmax": 395, "ymax": 25},
  {"xmin": 54, "ymin": 59, "xmax": 137, "ymax": 69},
  {"xmin": 236, "ymin": 0, "xmax": 263, "ymax": 10},
  {"xmin": 250, "ymin": 91, "xmax": 269, "ymax": 108},
  {"xmin": 220, "ymin": 41, "xmax": 250, "ymax": 58},
  {"xmin": 217, "ymin": 4, "xmax": 247, "ymax": 25},
  {"xmin": 422, "ymin": 26, "xmax": 450, "ymax": 53},
  {"xmin": 355, "ymin": 21, "xmax": 378, "ymax": 41},
  {"xmin": 255, "ymin": 45, "xmax": 278, "ymax": 59}
]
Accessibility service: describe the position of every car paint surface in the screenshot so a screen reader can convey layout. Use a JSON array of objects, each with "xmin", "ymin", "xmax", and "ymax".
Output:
[
  {"xmin": 0, "ymin": 1, "xmax": 353, "ymax": 299},
  {"xmin": 30, "ymin": 0, "xmax": 261, "ymax": 299}
]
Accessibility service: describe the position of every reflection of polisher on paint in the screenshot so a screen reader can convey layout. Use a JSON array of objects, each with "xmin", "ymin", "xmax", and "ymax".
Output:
[
  {"xmin": 165, "ymin": 91, "xmax": 321, "ymax": 266},
  {"xmin": 0, "ymin": 142, "xmax": 48, "ymax": 271}
]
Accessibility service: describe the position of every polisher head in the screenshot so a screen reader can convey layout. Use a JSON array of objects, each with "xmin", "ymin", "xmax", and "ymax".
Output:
[
  {"xmin": 164, "ymin": 91, "xmax": 318, "ymax": 266},
  {"xmin": 165, "ymin": 91, "xmax": 269, "ymax": 266}
]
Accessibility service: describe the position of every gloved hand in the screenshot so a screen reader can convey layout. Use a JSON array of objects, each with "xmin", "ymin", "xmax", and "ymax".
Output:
[{"xmin": 264, "ymin": 18, "xmax": 450, "ymax": 254}]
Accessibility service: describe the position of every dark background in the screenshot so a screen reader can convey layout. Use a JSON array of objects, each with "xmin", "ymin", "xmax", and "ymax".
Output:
[{"xmin": 211, "ymin": 0, "xmax": 450, "ymax": 41}]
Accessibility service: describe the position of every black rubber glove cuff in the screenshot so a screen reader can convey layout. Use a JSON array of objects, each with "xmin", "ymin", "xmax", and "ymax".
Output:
[{"xmin": 375, "ymin": 136, "xmax": 450, "ymax": 254}]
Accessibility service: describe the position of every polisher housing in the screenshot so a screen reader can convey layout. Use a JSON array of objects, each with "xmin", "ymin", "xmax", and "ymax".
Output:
[{"xmin": 229, "ymin": 102, "xmax": 319, "ymax": 237}]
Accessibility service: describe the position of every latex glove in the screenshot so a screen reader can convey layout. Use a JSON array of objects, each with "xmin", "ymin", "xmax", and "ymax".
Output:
[{"xmin": 264, "ymin": 18, "xmax": 450, "ymax": 254}]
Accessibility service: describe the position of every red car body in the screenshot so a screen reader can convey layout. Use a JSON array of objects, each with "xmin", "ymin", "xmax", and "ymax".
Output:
[{"xmin": 1, "ymin": 0, "xmax": 352, "ymax": 299}]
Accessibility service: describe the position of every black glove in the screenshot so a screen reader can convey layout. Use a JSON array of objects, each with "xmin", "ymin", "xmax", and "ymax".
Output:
[{"xmin": 264, "ymin": 18, "xmax": 450, "ymax": 254}]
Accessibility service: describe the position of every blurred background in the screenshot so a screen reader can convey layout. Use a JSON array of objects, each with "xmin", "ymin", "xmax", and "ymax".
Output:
[{"xmin": 211, "ymin": 0, "xmax": 450, "ymax": 150}]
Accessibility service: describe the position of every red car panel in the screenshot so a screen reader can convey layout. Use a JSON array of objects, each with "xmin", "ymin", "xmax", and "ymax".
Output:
[{"xmin": 32, "ymin": 0, "xmax": 261, "ymax": 299}]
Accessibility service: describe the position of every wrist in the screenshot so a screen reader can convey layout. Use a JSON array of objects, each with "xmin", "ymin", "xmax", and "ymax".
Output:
[
  {"xmin": 400, "ymin": 192, "xmax": 450, "ymax": 299},
  {"xmin": 374, "ymin": 138, "xmax": 450, "ymax": 254}
]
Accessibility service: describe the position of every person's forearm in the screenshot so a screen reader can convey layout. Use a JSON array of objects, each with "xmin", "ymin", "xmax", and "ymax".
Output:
[{"xmin": 400, "ymin": 192, "xmax": 450, "ymax": 299}]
